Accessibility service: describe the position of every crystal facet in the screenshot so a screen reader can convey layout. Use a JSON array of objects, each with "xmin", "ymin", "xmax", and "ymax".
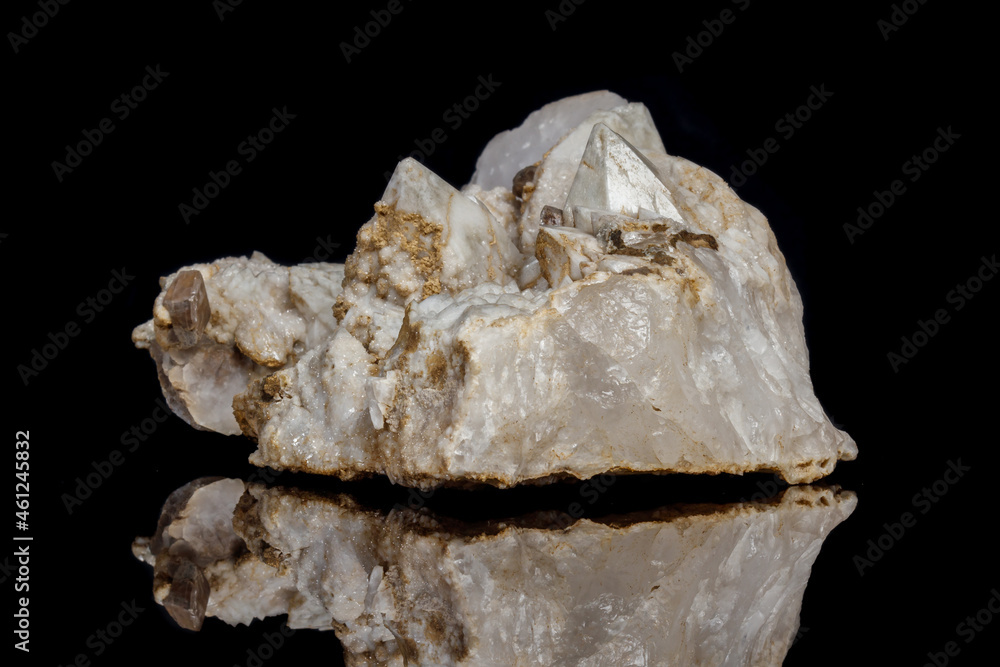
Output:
[
  {"xmin": 163, "ymin": 559, "xmax": 210, "ymax": 631},
  {"xmin": 163, "ymin": 270, "xmax": 211, "ymax": 348}
]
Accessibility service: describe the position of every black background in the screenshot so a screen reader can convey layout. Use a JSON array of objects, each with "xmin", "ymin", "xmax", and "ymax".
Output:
[{"xmin": 7, "ymin": 1, "xmax": 996, "ymax": 665}]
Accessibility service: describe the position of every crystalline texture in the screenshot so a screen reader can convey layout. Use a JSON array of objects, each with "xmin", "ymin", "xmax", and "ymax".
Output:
[
  {"xmin": 563, "ymin": 122, "xmax": 686, "ymax": 232},
  {"xmin": 343, "ymin": 157, "xmax": 522, "ymax": 306},
  {"xmin": 163, "ymin": 560, "xmax": 210, "ymax": 631},
  {"xmin": 132, "ymin": 254, "xmax": 345, "ymax": 434},
  {"xmin": 132, "ymin": 478, "xmax": 247, "ymax": 632},
  {"xmin": 134, "ymin": 92, "xmax": 857, "ymax": 486},
  {"xmin": 134, "ymin": 480, "xmax": 856, "ymax": 665},
  {"xmin": 162, "ymin": 270, "xmax": 211, "ymax": 348},
  {"xmin": 469, "ymin": 90, "xmax": 628, "ymax": 191}
]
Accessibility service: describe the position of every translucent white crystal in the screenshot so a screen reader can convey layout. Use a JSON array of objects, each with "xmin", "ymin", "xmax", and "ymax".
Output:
[
  {"xmin": 563, "ymin": 122, "xmax": 686, "ymax": 230},
  {"xmin": 134, "ymin": 480, "xmax": 856, "ymax": 665}
]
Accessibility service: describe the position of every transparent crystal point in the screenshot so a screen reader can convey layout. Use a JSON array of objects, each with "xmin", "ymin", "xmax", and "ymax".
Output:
[{"xmin": 564, "ymin": 123, "xmax": 685, "ymax": 230}]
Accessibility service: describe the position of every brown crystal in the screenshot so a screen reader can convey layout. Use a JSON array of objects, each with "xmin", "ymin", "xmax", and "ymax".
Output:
[
  {"xmin": 164, "ymin": 270, "xmax": 210, "ymax": 331},
  {"xmin": 163, "ymin": 559, "xmax": 210, "ymax": 631},
  {"xmin": 540, "ymin": 205, "xmax": 564, "ymax": 227},
  {"xmin": 512, "ymin": 164, "xmax": 537, "ymax": 201},
  {"xmin": 164, "ymin": 270, "xmax": 210, "ymax": 346},
  {"xmin": 669, "ymin": 230, "xmax": 719, "ymax": 251}
]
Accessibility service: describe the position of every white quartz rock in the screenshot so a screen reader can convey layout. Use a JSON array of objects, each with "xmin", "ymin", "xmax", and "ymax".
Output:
[
  {"xmin": 240, "ymin": 123, "xmax": 854, "ymax": 486},
  {"xmin": 135, "ymin": 480, "xmax": 856, "ymax": 666},
  {"xmin": 132, "ymin": 254, "xmax": 345, "ymax": 434},
  {"xmin": 237, "ymin": 327, "xmax": 380, "ymax": 476},
  {"xmin": 135, "ymin": 92, "xmax": 856, "ymax": 486}
]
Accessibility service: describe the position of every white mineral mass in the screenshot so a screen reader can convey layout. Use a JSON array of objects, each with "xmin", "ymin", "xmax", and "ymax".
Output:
[
  {"xmin": 133, "ymin": 479, "xmax": 856, "ymax": 666},
  {"xmin": 134, "ymin": 91, "xmax": 856, "ymax": 485},
  {"xmin": 132, "ymin": 254, "xmax": 344, "ymax": 434}
]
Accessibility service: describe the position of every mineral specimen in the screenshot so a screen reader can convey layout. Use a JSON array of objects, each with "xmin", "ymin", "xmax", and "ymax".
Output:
[
  {"xmin": 132, "ymin": 255, "xmax": 345, "ymax": 434},
  {"xmin": 133, "ymin": 478, "xmax": 856, "ymax": 665},
  {"xmin": 133, "ymin": 91, "xmax": 856, "ymax": 486}
]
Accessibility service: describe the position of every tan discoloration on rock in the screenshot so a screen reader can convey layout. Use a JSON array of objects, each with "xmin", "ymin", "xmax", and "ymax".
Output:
[
  {"xmin": 534, "ymin": 227, "xmax": 570, "ymax": 285},
  {"xmin": 332, "ymin": 294, "xmax": 349, "ymax": 323},
  {"xmin": 344, "ymin": 202, "xmax": 446, "ymax": 303},
  {"xmin": 262, "ymin": 373, "xmax": 289, "ymax": 401},
  {"xmin": 426, "ymin": 350, "xmax": 449, "ymax": 390},
  {"xmin": 670, "ymin": 229, "xmax": 719, "ymax": 251},
  {"xmin": 232, "ymin": 489, "xmax": 288, "ymax": 573}
]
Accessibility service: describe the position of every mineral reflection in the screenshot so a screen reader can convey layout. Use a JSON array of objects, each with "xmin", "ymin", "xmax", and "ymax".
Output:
[{"xmin": 134, "ymin": 478, "xmax": 855, "ymax": 665}]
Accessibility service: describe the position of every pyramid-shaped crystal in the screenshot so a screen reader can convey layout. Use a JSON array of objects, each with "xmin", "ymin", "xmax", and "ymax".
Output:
[{"xmin": 564, "ymin": 123, "xmax": 686, "ymax": 231}]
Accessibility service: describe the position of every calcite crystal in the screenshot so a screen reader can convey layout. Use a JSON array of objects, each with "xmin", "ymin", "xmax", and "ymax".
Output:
[
  {"xmin": 133, "ymin": 478, "xmax": 856, "ymax": 665},
  {"xmin": 133, "ymin": 91, "xmax": 856, "ymax": 486}
]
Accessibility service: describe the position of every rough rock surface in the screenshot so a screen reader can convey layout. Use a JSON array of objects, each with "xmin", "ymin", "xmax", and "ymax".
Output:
[
  {"xmin": 134, "ymin": 479, "xmax": 856, "ymax": 666},
  {"xmin": 134, "ymin": 91, "xmax": 856, "ymax": 485},
  {"xmin": 132, "ymin": 253, "xmax": 344, "ymax": 434}
]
